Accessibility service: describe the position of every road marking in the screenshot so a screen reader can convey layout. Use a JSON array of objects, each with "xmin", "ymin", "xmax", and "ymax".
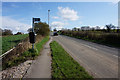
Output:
[
  {"xmin": 55, "ymin": 36, "xmax": 118, "ymax": 77},
  {"xmin": 63, "ymin": 36, "xmax": 98, "ymax": 51},
  {"xmin": 113, "ymin": 55, "xmax": 118, "ymax": 58},
  {"xmin": 60, "ymin": 36, "xmax": 119, "ymax": 60},
  {"xmin": 82, "ymin": 44, "xmax": 98, "ymax": 50}
]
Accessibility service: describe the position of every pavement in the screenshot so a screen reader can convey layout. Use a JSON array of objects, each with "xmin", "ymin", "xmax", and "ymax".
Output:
[
  {"xmin": 53, "ymin": 35, "xmax": 118, "ymax": 78},
  {"xmin": 24, "ymin": 37, "xmax": 52, "ymax": 78}
]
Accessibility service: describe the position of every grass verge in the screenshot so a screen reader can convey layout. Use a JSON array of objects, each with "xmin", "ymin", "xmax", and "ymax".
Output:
[
  {"xmin": 50, "ymin": 41, "xmax": 93, "ymax": 79},
  {"xmin": 3, "ymin": 36, "xmax": 49, "ymax": 69},
  {"xmin": 35, "ymin": 36, "xmax": 49, "ymax": 53}
]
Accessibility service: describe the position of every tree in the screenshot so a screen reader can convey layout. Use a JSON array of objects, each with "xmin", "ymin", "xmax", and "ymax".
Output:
[
  {"xmin": 0, "ymin": 28, "xmax": 2, "ymax": 36},
  {"xmin": 2, "ymin": 29, "xmax": 13, "ymax": 35},
  {"xmin": 105, "ymin": 24, "xmax": 114, "ymax": 32},
  {"xmin": 15, "ymin": 32, "xmax": 23, "ymax": 35},
  {"xmin": 53, "ymin": 28, "xmax": 57, "ymax": 32},
  {"xmin": 27, "ymin": 28, "xmax": 33, "ymax": 32},
  {"xmin": 34, "ymin": 22, "xmax": 50, "ymax": 36},
  {"xmin": 91, "ymin": 27, "xmax": 95, "ymax": 31},
  {"xmin": 73, "ymin": 27, "xmax": 77, "ymax": 31}
]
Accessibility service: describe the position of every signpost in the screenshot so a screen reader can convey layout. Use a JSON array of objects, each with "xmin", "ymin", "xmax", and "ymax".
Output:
[{"xmin": 29, "ymin": 18, "xmax": 40, "ymax": 49}]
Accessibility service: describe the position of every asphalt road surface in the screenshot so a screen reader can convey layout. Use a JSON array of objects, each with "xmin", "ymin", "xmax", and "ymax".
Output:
[{"xmin": 52, "ymin": 35, "xmax": 118, "ymax": 78}]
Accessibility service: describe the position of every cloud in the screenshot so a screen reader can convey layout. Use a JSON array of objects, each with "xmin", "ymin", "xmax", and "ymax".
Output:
[
  {"xmin": 111, "ymin": 0, "xmax": 119, "ymax": 4},
  {"xmin": 51, "ymin": 21, "xmax": 66, "ymax": 30},
  {"xmin": 58, "ymin": 7, "xmax": 79, "ymax": 21},
  {"xmin": 52, "ymin": 16, "xmax": 59, "ymax": 19},
  {"xmin": 0, "ymin": 16, "xmax": 31, "ymax": 34}
]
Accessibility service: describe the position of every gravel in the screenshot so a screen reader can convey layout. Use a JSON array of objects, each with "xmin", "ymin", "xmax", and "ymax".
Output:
[{"xmin": 0, "ymin": 60, "xmax": 33, "ymax": 79}]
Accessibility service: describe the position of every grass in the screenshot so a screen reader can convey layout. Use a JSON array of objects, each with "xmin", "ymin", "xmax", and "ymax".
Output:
[
  {"xmin": 3, "ymin": 36, "xmax": 49, "ymax": 69},
  {"xmin": 50, "ymin": 41, "xmax": 93, "ymax": 79},
  {"xmin": 2, "ymin": 34, "xmax": 28, "ymax": 55}
]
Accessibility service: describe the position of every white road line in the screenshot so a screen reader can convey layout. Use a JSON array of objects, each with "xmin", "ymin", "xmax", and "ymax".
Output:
[
  {"xmin": 61, "ymin": 36, "xmax": 119, "ymax": 59},
  {"xmin": 82, "ymin": 44, "xmax": 118, "ymax": 58},
  {"xmin": 64, "ymin": 36, "xmax": 98, "ymax": 51},
  {"xmin": 82, "ymin": 44, "xmax": 98, "ymax": 50},
  {"xmin": 113, "ymin": 55, "xmax": 118, "ymax": 58}
]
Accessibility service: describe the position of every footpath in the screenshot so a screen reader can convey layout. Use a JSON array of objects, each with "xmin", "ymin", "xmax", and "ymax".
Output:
[{"xmin": 24, "ymin": 37, "xmax": 52, "ymax": 78}]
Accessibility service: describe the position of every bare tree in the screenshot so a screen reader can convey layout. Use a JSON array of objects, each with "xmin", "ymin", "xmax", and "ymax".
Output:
[{"xmin": 105, "ymin": 24, "xmax": 115, "ymax": 32}]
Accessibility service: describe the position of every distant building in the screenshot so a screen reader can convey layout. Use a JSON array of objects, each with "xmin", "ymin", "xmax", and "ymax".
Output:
[
  {"xmin": 81, "ymin": 26, "xmax": 90, "ymax": 30},
  {"xmin": 95, "ymin": 26, "xmax": 100, "ymax": 30}
]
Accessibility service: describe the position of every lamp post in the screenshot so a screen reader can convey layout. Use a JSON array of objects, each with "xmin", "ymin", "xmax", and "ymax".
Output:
[{"xmin": 48, "ymin": 10, "xmax": 50, "ymax": 32}]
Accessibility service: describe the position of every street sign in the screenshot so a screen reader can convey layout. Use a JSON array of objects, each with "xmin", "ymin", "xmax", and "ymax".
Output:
[
  {"xmin": 29, "ymin": 32, "xmax": 35, "ymax": 43},
  {"xmin": 30, "ymin": 17, "xmax": 40, "ymax": 49},
  {"xmin": 33, "ymin": 18, "xmax": 40, "ymax": 21}
]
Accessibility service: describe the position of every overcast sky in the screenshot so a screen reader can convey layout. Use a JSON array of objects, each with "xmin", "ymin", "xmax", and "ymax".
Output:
[{"xmin": 1, "ymin": 1, "xmax": 118, "ymax": 33}]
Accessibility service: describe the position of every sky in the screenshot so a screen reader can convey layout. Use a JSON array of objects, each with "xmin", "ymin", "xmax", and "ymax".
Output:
[{"xmin": 1, "ymin": 2, "xmax": 118, "ymax": 34}]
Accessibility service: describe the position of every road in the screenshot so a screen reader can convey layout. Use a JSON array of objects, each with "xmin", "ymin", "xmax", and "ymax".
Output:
[{"xmin": 52, "ymin": 35, "xmax": 118, "ymax": 78}]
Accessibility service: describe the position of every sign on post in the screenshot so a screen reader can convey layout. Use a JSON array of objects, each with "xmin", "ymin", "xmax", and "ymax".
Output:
[
  {"xmin": 29, "ymin": 32, "xmax": 35, "ymax": 43},
  {"xmin": 33, "ymin": 18, "xmax": 40, "ymax": 21},
  {"xmin": 29, "ymin": 17, "xmax": 40, "ymax": 49}
]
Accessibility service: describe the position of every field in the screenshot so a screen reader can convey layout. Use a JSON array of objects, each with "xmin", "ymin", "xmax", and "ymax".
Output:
[
  {"xmin": 50, "ymin": 41, "xmax": 93, "ymax": 79},
  {"xmin": 3, "ymin": 36, "xmax": 49, "ymax": 69},
  {"xmin": 2, "ymin": 34, "xmax": 28, "ymax": 55}
]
